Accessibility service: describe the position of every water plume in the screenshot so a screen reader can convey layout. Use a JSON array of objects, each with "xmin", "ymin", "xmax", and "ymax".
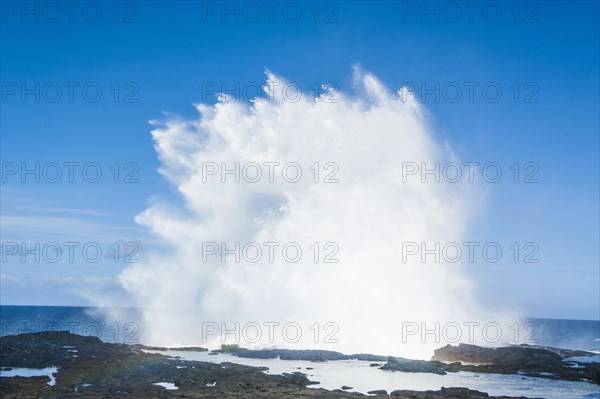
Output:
[{"xmin": 119, "ymin": 67, "xmax": 518, "ymax": 359}]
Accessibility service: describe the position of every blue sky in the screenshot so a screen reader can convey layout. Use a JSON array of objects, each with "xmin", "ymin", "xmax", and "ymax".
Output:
[{"xmin": 1, "ymin": 1, "xmax": 598, "ymax": 320}]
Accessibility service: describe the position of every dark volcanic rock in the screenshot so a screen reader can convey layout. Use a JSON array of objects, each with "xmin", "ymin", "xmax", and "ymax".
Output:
[
  {"xmin": 0, "ymin": 330, "xmax": 142, "ymax": 368},
  {"xmin": 433, "ymin": 344, "xmax": 562, "ymax": 366},
  {"xmin": 349, "ymin": 353, "xmax": 389, "ymax": 362},
  {"xmin": 440, "ymin": 387, "xmax": 488, "ymax": 397},
  {"xmin": 0, "ymin": 332, "xmax": 552, "ymax": 398},
  {"xmin": 217, "ymin": 346, "xmax": 387, "ymax": 362},
  {"xmin": 583, "ymin": 362, "xmax": 600, "ymax": 384},
  {"xmin": 0, "ymin": 332, "xmax": 324, "ymax": 398},
  {"xmin": 526, "ymin": 345, "xmax": 597, "ymax": 358},
  {"xmin": 380, "ymin": 356, "xmax": 462, "ymax": 375},
  {"xmin": 432, "ymin": 343, "xmax": 599, "ymax": 384},
  {"xmin": 0, "ymin": 376, "xmax": 52, "ymax": 399},
  {"xmin": 368, "ymin": 389, "xmax": 388, "ymax": 394}
]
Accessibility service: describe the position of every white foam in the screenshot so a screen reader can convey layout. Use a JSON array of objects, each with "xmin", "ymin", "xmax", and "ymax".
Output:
[
  {"xmin": 0, "ymin": 367, "xmax": 58, "ymax": 386},
  {"xmin": 153, "ymin": 382, "xmax": 178, "ymax": 390}
]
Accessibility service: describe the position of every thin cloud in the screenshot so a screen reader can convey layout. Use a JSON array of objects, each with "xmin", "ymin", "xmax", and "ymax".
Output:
[{"xmin": 1, "ymin": 215, "xmax": 144, "ymax": 242}]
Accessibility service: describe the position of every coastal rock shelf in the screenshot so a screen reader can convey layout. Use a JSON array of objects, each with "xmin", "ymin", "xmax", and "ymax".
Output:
[
  {"xmin": 431, "ymin": 343, "xmax": 600, "ymax": 384},
  {"xmin": 187, "ymin": 341, "xmax": 600, "ymax": 385},
  {"xmin": 1, "ymin": 332, "xmax": 597, "ymax": 398}
]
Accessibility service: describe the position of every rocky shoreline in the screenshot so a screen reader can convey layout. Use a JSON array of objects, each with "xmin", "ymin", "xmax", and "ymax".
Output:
[
  {"xmin": 212, "ymin": 342, "xmax": 600, "ymax": 384},
  {"xmin": 1, "ymin": 332, "xmax": 598, "ymax": 398}
]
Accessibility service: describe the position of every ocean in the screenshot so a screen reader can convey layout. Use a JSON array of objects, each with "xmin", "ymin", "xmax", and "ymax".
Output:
[
  {"xmin": 1, "ymin": 306, "xmax": 599, "ymax": 352},
  {"xmin": 0, "ymin": 305, "xmax": 144, "ymax": 345},
  {"xmin": 1, "ymin": 305, "xmax": 599, "ymax": 398}
]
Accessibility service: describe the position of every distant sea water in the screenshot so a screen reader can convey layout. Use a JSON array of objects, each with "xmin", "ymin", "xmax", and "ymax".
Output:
[
  {"xmin": 0, "ymin": 305, "xmax": 145, "ymax": 345},
  {"xmin": 1, "ymin": 306, "xmax": 599, "ymax": 399},
  {"xmin": 1, "ymin": 306, "xmax": 598, "ymax": 353}
]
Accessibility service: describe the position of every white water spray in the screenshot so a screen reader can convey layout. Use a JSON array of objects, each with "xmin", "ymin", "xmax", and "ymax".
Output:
[{"xmin": 119, "ymin": 68, "xmax": 518, "ymax": 359}]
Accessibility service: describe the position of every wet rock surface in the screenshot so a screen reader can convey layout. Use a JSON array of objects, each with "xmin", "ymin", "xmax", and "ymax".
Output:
[
  {"xmin": 0, "ymin": 332, "xmax": 578, "ymax": 398},
  {"xmin": 0, "ymin": 332, "xmax": 327, "ymax": 398},
  {"xmin": 217, "ymin": 345, "xmax": 388, "ymax": 362},
  {"xmin": 380, "ymin": 356, "xmax": 462, "ymax": 375},
  {"xmin": 431, "ymin": 343, "xmax": 600, "ymax": 384}
]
